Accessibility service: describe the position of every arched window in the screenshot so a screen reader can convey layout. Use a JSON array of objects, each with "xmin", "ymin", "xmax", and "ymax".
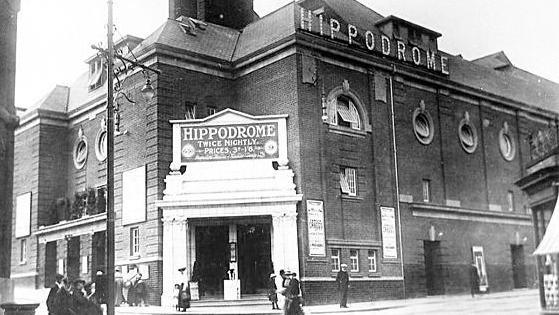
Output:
[
  {"xmin": 325, "ymin": 81, "xmax": 371, "ymax": 133},
  {"xmin": 331, "ymin": 95, "xmax": 361, "ymax": 130}
]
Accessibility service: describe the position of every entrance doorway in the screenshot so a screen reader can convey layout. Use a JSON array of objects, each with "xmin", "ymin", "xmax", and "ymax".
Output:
[
  {"xmin": 238, "ymin": 224, "xmax": 272, "ymax": 294},
  {"xmin": 511, "ymin": 245, "xmax": 527, "ymax": 288},
  {"xmin": 423, "ymin": 240, "xmax": 445, "ymax": 295},
  {"xmin": 195, "ymin": 225, "xmax": 229, "ymax": 298}
]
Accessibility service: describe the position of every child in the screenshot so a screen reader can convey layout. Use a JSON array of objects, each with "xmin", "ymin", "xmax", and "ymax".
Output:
[
  {"xmin": 173, "ymin": 284, "xmax": 181, "ymax": 311},
  {"xmin": 268, "ymin": 274, "xmax": 279, "ymax": 310},
  {"xmin": 178, "ymin": 283, "xmax": 191, "ymax": 312}
]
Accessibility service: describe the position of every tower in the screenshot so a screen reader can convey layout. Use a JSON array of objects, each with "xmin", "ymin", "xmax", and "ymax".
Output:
[{"xmin": 169, "ymin": 0, "xmax": 259, "ymax": 29}]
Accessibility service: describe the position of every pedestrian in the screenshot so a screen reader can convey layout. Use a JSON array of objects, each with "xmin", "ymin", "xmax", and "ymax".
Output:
[
  {"xmin": 286, "ymin": 272, "xmax": 302, "ymax": 315},
  {"xmin": 470, "ymin": 264, "xmax": 480, "ymax": 297},
  {"xmin": 94, "ymin": 271, "xmax": 106, "ymax": 305},
  {"xmin": 70, "ymin": 279, "xmax": 99, "ymax": 315},
  {"xmin": 135, "ymin": 273, "xmax": 148, "ymax": 306},
  {"xmin": 125, "ymin": 265, "xmax": 139, "ymax": 306},
  {"xmin": 173, "ymin": 284, "xmax": 181, "ymax": 311},
  {"xmin": 336, "ymin": 263, "xmax": 350, "ymax": 308},
  {"xmin": 178, "ymin": 282, "xmax": 191, "ymax": 312},
  {"xmin": 114, "ymin": 268, "xmax": 124, "ymax": 306},
  {"xmin": 268, "ymin": 273, "xmax": 279, "ymax": 310},
  {"xmin": 46, "ymin": 274, "xmax": 65, "ymax": 315}
]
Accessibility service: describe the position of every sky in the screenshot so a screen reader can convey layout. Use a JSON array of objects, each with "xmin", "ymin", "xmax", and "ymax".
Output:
[{"xmin": 15, "ymin": 0, "xmax": 559, "ymax": 109}]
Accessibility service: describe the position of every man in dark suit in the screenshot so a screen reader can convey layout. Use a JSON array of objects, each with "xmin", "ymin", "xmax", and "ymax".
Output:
[
  {"xmin": 46, "ymin": 274, "xmax": 65, "ymax": 315},
  {"xmin": 336, "ymin": 264, "xmax": 350, "ymax": 308}
]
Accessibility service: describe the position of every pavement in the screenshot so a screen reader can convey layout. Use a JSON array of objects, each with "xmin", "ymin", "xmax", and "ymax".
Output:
[
  {"xmin": 16, "ymin": 288, "xmax": 541, "ymax": 315},
  {"xmin": 114, "ymin": 289, "xmax": 540, "ymax": 315}
]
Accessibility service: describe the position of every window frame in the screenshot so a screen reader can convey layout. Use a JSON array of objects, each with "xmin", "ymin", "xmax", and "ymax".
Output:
[
  {"xmin": 331, "ymin": 248, "xmax": 341, "ymax": 272},
  {"xmin": 207, "ymin": 106, "xmax": 216, "ymax": 117},
  {"xmin": 368, "ymin": 249, "xmax": 378, "ymax": 273},
  {"xmin": 185, "ymin": 102, "xmax": 196, "ymax": 120},
  {"xmin": 422, "ymin": 179, "xmax": 431, "ymax": 203},
  {"xmin": 339, "ymin": 166, "xmax": 357, "ymax": 197},
  {"xmin": 130, "ymin": 227, "xmax": 140, "ymax": 257},
  {"xmin": 507, "ymin": 191, "xmax": 515, "ymax": 212},
  {"xmin": 325, "ymin": 85, "xmax": 372, "ymax": 134},
  {"xmin": 19, "ymin": 239, "xmax": 27, "ymax": 264},
  {"xmin": 349, "ymin": 249, "xmax": 359, "ymax": 272}
]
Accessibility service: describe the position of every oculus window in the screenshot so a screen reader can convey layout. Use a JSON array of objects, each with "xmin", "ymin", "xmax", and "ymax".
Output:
[
  {"xmin": 95, "ymin": 128, "xmax": 107, "ymax": 161},
  {"xmin": 73, "ymin": 128, "xmax": 88, "ymax": 169},
  {"xmin": 412, "ymin": 101, "xmax": 434, "ymax": 145},
  {"xmin": 499, "ymin": 122, "xmax": 516, "ymax": 161},
  {"xmin": 458, "ymin": 112, "xmax": 478, "ymax": 154}
]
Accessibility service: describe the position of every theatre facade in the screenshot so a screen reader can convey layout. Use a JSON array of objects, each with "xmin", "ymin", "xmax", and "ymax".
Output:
[{"xmin": 9, "ymin": 0, "xmax": 559, "ymax": 306}]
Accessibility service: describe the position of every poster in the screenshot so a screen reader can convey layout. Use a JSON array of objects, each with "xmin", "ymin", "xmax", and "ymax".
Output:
[
  {"xmin": 380, "ymin": 206, "xmax": 398, "ymax": 259},
  {"xmin": 472, "ymin": 246, "xmax": 489, "ymax": 292},
  {"xmin": 307, "ymin": 200, "xmax": 326, "ymax": 256},
  {"xmin": 180, "ymin": 122, "xmax": 279, "ymax": 162}
]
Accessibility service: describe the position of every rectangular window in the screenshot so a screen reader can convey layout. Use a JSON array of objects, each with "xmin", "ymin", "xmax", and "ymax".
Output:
[
  {"xmin": 81, "ymin": 256, "xmax": 89, "ymax": 274},
  {"xmin": 130, "ymin": 227, "xmax": 140, "ymax": 256},
  {"xmin": 19, "ymin": 239, "xmax": 27, "ymax": 263},
  {"xmin": 422, "ymin": 179, "xmax": 431, "ymax": 202},
  {"xmin": 339, "ymin": 167, "xmax": 357, "ymax": 196},
  {"xmin": 331, "ymin": 248, "xmax": 341, "ymax": 272},
  {"xmin": 207, "ymin": 106, "xmax": 216, "ymax": 116},
  {"xmin": 96, "ymin": 186, "xmax": 107, "ymax": 213},
  {"xmin": 15, "ymin": 192, "xmax": 31, "ymax": 238},
  {"xmin": 58, "ymin": 258, "xmax": 65, "ymax": 275},
  {"xmin": 368, "ymin": 250, "xmax": 377, "ymax": 272},
  {"xmin": 350, "ymin": 249, "xmax": 359, "ymax": 272},
  {"xmin": 185, "ymin": 102, "xmax": 196, "ymax": 120},
  {"xmin": 507, "ymin": 191, "xmax": 514, "ymax": 211}
]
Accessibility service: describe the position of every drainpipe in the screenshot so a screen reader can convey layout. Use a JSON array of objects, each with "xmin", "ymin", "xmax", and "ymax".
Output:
[{"xmin": 389, "ymin": 65, "xmax": 406, "ymax": 298}]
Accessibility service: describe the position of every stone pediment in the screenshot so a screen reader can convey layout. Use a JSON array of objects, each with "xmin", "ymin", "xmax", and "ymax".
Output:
[{"xmin": 170, "ymin": 108, "xmax": 287, "ymax": 125}]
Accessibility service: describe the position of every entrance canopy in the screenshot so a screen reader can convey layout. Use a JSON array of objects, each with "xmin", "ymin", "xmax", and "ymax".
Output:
[{"xmin": 534, "ymin": 196, "xmax": 559, "ymax": 255}]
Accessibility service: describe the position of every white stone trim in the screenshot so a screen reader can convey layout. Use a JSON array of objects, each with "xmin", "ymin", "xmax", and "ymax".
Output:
[
  {"xmin": 36, "ymin": 213, "xmax": 106, "ymax": 244},
  {"xmin": 10, "ymin": 271, "xmax": 38, "ymax": 279},
  {"xmin": 116, "ymin": 256, "xmax": 162, "ymax": 266},
  {"xmin": 411, "ymin": 203, "xmax": 531, "ymax": 226},
  {"xmin": 300, "ymin": 276, "xmax": 404, "ymax": 282}
]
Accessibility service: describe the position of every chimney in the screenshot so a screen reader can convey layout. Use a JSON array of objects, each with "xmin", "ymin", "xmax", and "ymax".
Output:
[{"xmin": 169, "ymin": 0, "xmax": 258, "ymax": 29}]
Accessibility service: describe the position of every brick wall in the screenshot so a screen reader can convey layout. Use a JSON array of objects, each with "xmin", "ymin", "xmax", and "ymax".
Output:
[{"xmin": 301, "ymin": 280, "xmax": 404, "ymax": 305}]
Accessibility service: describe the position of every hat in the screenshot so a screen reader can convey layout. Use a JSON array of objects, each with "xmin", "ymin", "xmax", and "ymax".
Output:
[
  {"xmin": 340, "ymin": 263, "xmax": 348, "ymax": 268},
  {"xmin": 73, "ymin": 279, "xmax": 86, "ymax": 286},
  {"xmin": 284, "ymin": 270, "xmax": 293, "ymax": 275},
  {"xmin": 270, "ymin": 273, "xmax": 276, "ymax": 278},
  {"xmin": 178, "ymin": 267, "xmax": 186, "ymax": 272}
]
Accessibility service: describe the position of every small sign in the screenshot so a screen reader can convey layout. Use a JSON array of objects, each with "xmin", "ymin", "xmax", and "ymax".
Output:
[
  {"xmin": 472, "ymin": 246, "xmax": 489, "ymax": 292},
  {"xmin": 307, "ymin": 200, "xmax": 326, "ymax": 256},
  {"xmin": 189, "ymin": 281, "xmax": 199, "ymax": 301},
  {"xmin": 180, "ymin": 122, "xmax": 279, "ymax": 162},
  {"xmin": 380, "ymin": 206, "xmax": 398, "ymax": 259}
]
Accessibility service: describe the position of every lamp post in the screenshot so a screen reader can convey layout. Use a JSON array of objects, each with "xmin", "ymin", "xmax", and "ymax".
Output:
[{"xmin": 97, "ymin": 1, "xmax": 160, "ymax": 314}]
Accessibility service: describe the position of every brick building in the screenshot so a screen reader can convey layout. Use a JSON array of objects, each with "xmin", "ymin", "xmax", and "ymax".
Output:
[{"xmin": 10, "ymin": 0, "xmax": 559, "ymax": 306}]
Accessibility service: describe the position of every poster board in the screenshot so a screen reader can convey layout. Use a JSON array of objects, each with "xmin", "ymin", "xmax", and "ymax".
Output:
[
  {"xmin": 472, "ymin": 246, "xmax": 489, "ymax": 292},
  {"xmin": 307, "ymin": 200, "xmax": 326, "ymax": 256},
  {"xmin": 380, "ymin": 206, "xmax": 398, "ymax": 259}
]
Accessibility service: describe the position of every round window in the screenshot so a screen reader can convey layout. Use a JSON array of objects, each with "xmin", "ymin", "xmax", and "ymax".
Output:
[
  {"xmin": 95, "ymin": 129, "xmax": 107, "ymax": 161},
  {"xmin": 412, "ymin": 108, "xmax": 434, "ymax": 145},
  {"xmin": 458, "ymin": 119, "xmax": 478, "ymax": 154},
  {"xmin": 499, "ymin": 129, "xmax": 515, "ymax": 161},
  {"xmin": 73, "ymin": 137, "xmax": 88, "ymax": 169}
]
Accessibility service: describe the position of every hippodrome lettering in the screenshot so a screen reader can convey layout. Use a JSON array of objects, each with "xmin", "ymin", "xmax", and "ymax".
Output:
[
  {"xmin": 299, "ymin": 8, "xmax": 449, "ymax": 75},
  {"xmin": 182, "ymin": 124, "xmax": 277, "ymax": 141}
]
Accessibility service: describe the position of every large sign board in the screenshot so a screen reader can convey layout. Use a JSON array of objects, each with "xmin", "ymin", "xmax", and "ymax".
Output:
[
  {"xmin": 380, "ymin": 206, "xmax": 398, "ymax": 259},
  {"xmin": 472, "ymin": 246, "xmax": 489, "ymax": 292},
  {"xmin": 307, "ymin": 200, "xmax": 326, "ymax": 256},
  {"xmin": 180, "ymin": 122, "xmax": 279, "ymax": 162}
]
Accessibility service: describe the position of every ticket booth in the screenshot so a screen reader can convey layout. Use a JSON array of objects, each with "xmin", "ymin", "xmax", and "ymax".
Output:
[{"xmin": 157, "ymin": 109, "xmax": 302, "ymax": 306}]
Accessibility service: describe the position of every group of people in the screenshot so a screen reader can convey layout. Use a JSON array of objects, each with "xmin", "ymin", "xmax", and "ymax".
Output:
[
  {"xmin": 267, "ymin": 264, "xmax": 351, "ymax": 313},
  {"xmin": 114, "ymin": 265, "xmax": 148, "ymax": 306},
  {"xmin": 46, "ymin": 272, "xmax": 106, "ymax": 315},
  {"xmin": 267, "ymin": 269, "xmax": 303, "ymax": 314}
]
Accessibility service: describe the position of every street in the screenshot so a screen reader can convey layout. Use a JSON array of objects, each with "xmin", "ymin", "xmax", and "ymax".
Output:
[{"xmin": 310, "ymin": 289, "xmax": 539, "ymax": 315}]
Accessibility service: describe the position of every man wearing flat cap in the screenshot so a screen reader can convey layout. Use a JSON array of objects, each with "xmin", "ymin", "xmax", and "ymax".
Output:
[{"xmin": 336, "ymin": 263, "xmax": 350, "ymax": 308}]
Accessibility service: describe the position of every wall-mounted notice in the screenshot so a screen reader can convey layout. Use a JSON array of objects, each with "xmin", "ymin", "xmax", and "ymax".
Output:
[
  {"xmin": 307, "ymin": 200, "xmax": 326, "ymax": 256},
  {"xmin": 380, "ymin": 206, "xmax": 397, "ymax": 259}
]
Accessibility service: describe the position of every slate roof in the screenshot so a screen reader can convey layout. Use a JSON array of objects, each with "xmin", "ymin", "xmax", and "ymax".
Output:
[
  {"xmin": 23, "ymin": 0, "xmax": 558, "ymax": 116},
  {"xmin": 23, "ymin": 85, "xmax": 70, "ymax": 115}
]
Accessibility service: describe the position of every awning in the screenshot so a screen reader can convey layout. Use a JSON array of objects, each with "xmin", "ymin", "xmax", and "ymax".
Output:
[{"xmin": 534, "ymin": 196, "xmax": 559, "ymax": 255}]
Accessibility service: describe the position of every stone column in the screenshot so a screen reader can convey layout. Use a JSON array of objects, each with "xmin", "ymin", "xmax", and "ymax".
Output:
[
  {"xmin": 161, "ymin": 216, "xmax": 189, "ymax": 307},
  {"xmin": 271, "ymin": 210, "xmax": 299, "ymax": 276}
]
